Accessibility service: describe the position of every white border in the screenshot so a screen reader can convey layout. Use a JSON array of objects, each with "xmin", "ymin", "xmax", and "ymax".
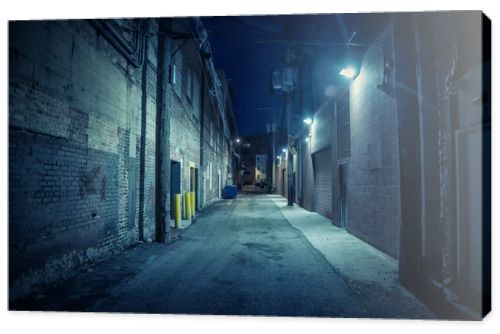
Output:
[{"xmin": 1, "ymin": 1, "xmax": 498, "ymax": 333}]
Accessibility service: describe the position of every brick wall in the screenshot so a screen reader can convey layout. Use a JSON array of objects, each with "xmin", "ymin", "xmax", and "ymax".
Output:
[
  {"xmin": 168, "ymin": 37, "xmax": 202, "ymax": 214},
  {"xmin": 8, "ymin": 19, "xmax": 160, "ymax": 300}
]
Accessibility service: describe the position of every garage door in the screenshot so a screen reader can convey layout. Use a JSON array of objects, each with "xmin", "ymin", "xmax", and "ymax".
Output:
[{"xmin": 313, "ymin": 147, "xmax": 333, "ymax": 219}]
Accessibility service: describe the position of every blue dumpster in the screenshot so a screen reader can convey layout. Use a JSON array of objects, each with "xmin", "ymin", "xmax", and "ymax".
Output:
[{"xmin": 223, "ymin": 185, "xmax": 237, "ymax": 199}]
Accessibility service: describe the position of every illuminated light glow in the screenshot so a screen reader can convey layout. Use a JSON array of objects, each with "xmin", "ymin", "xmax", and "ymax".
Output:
[
  {"xmin": 282, "ymin": 148, "xmax": 287, "ymax": 153},
  {"xmin": 236, "ymin": 138, "xmax": 240, "ymax": 143},
  {"xmin": 339, "ymin": 67, "xmax": 356, "ymax": 78},
  {"xmin": 303, "ymin": 117, "xmax": 313, "ymax": 125},
  {"xmin": 305, "ymin": 137, "xmax": 310, "ymax": 143}
]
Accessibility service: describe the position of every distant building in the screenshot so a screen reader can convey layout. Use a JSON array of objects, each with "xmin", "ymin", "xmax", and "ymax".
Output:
[{"xmin": 255, "ymin": 154, "xmax": 268, "ymax": 184}]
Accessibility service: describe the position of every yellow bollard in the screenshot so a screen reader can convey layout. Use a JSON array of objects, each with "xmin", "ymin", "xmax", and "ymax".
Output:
[
  {"xmin": 190, "ymin": 191, "xmax": 196, "ymax": 217},
  {"xmin": 184, "ymin": 192, "xmax": 192, "ymax": 220},
  {"xmin": 174, "ymin": 194, "xmax": 181, "ymax": 228}
]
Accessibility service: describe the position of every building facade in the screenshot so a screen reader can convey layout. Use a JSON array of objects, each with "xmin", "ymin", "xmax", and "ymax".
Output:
[
  {"xmin": 9, "ymin": 17, "xmax": 237, "ymax": 302},
  {"xmin": 276, "ymin": 12, "xmax": 490, "ymax": 319}
]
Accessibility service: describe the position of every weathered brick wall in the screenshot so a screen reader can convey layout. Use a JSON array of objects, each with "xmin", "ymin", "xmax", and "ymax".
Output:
[
  {"xmin": 9, "ymin": 19, "xmax": 158, "ymax": 300},
  {"xmin": 202, "ymin": 98, "xmax": 225, "ymax": 205},
  {"xmin": 348, "ymin": 26, "xmax": 401, "ymax": 259},
  {"xmin": 168, "ymin": 36, "xmax": 202, "ymax": 214},
  {"xmin": 202, "ymin": 71, "xmax": 232, "ymax": 205}
]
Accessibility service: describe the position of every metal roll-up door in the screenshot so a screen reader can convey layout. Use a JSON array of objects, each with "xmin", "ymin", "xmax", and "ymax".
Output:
[{"xmin": 313, "ymin": 147, "xmax": 333, "ymax": 219}]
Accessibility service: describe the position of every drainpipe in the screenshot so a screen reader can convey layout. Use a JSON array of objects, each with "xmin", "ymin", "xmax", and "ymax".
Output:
[
  {"xmin": 199, "ymin": 72, "xmax": 206, "ymax": 207},
  {"xmin": 88, "ymin": 19, "xmax": 145, "ymax": 68},
  {"xmin": 155, "ymin": 18, "xmax": 174, "ymax": 243}
]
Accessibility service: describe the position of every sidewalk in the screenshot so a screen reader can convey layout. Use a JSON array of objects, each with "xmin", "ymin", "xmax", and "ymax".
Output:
[{"xmin": 268, "ymin": 194, "xmax": 434, "ymax": 318}]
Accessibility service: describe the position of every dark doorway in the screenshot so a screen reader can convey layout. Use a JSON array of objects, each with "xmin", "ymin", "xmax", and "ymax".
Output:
[
  {"xmin": 312, "ymin": 147, "xmax": 333, "ymax": 219},
  {"xmin": 338, "ymin": 162, "xmax": 348, "ymax": 228},
  {"xmin": 217, "ymin": 171, "xmax": 221, "ymax": 198},
  {"xmin": 293, "ymin": 171, "xmax": 297, "ymax": 204},
  {"xmin": 281, "ymin": 168, "xmax": 286, "ymax": 196},
  {"xmin": 170, "ymin": 161, "xmax": 181, "ymax": 219},
  {"xmin": 190, "ymin": 167, "xmax": 198, "ymax": 212},
  {"xmin": 195, "ymin": 168, "xmax": 199, "ymax": 209}
]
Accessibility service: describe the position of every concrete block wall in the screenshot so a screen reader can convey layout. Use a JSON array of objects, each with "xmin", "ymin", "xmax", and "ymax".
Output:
[
  {"xmin": 9, "ymin": 19, "xmax": 159, "ymax": 300},
  {"xmin": 348, "ymin": 26, "xmax": 401, "ymax": 259},
  {"xmin": 309, "ymin": 100, "xmax": 333, "ymax": 155}
]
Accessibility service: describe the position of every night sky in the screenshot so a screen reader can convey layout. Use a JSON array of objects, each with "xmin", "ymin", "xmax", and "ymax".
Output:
[
  {"xmin": 202, "ymin": 16, "xmax": 289, "ymax": 137},
  {"xmin": 202, "ymin": 14, "xmax": 381, "ymax": 137}
]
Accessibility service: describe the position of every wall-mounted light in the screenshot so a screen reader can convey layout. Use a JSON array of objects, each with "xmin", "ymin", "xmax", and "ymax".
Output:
[
  {"xmin": 305, "ymin": 137, "xmax": 310, "ymax": 143},
  {"xmin": 303, "ymin": 117, "xmax": 313, "ymax": 125},
  {"xmin": 282, "ymin": 148, "xmax": 287, "ymax": 153},
  {"xmin": 339, "ymin": 67, "xmax": 357, "ymax": 79},
  {"xmin": 236, "ymin": 138, "xmax": 240, "ymax": 143}
]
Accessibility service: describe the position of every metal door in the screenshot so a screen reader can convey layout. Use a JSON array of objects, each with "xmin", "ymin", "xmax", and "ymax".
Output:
[
  {"xmin": 313, "ymin": 147, "xmax": 333, "ymax": 219},
  {"xmin": 170, "ymin": 161, "xmax": 181, "ymax": 218}
]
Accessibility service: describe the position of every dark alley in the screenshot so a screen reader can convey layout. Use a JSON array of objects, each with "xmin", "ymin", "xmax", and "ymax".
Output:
[{"xmin": 11, "ymin": 190, "xmax": 433, "ymax": 318}]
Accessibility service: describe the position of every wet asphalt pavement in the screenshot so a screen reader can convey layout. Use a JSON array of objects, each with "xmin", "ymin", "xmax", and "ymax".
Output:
[{"xmin": 12, "ymin": 191, "xmax": 434, "ymax": 318}]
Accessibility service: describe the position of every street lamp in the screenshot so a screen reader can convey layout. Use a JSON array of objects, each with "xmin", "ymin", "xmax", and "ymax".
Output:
[{"xmin": 339, "ymin": 67, "xmax": 357, "ymax": 79}]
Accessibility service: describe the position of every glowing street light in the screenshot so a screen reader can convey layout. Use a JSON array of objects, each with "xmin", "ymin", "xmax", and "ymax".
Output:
[
  {"xmin": 339, "ymin": 67, "xmax": 357, "ymax": 79},
  {"xmin": 305, "ymin": 137, "xmax": 310, "ymax": 143},
  {"xmin": 236, "ymin": 138, "xmax": 240, "ymax": 143},
  {"xmin": 282, "ymin": 148, "xmax": 287, "ymax": 153},
  {"xmin": 303, "ymin": 117, "xmax": 313, "ymax": 125}
]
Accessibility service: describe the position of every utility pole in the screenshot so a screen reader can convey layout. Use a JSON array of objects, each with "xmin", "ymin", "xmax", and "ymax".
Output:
[
  {"xmin": 284, "ymin": 49, "xmax": 295, "ymax": 206},
  {"xmin": 271, "ymin": 48, "xmax": 296, "ymax": 206},
  {"xmin": 155, "ymin": 18, "xmax": 173, "ymax": 243},
  {"xmin": 260, "ymin": 107, "xmax": 277, "ymax": 193},
  {"xmin": 271, "ymin": 120, "xmax": 276, "ymax": 193},
  {"xmin": 285, "ymin": 91, "xmax": 294, "ymax": 206}
]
